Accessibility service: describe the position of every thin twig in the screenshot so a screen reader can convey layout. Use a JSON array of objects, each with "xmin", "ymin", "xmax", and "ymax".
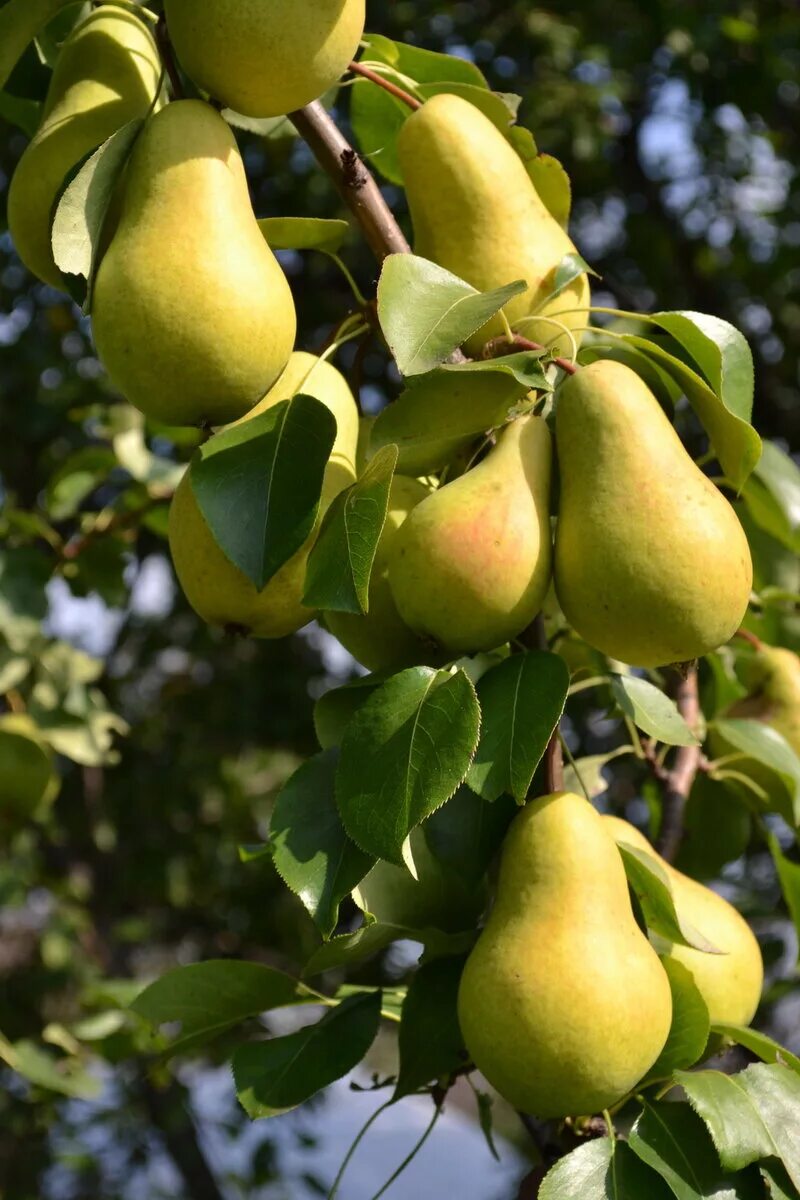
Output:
[
  {"xmin": 290, "ymin": 102, "xmax": 411, "ymax": 263},
  {"xmin": 483, "ymin": 332, "xmax": 578, "ymax": 377},
  {"xmin": 524, "ymin": 615, "xmax": 565, "ymax": 793},
  {"xmin": 156, "ymin": 14, "xmax": 184, "ymax": 101},
  {"xmin": 59, "ymin": 498, "xmax": 164, "ymax": 563},
  {"xmin": 654, "ymin": 667, "xmax": 702, "ymax": 862},
  {"xmin": 348, "ymin": 60, "xmax": 422, "ymax": 110}
]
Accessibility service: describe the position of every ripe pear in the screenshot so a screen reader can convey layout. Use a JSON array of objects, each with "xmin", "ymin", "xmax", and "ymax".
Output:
[
  {"xmin": 458, "ymin": 792, "xmax": 672, "ymax": 1117},
  {"xmin": 727, "ymin": 645, "xmax": 800, "ymax": 755},
  {"xmin": 92, "ymin": 100, "xmax": 296, "ymax": 427},
  {"xmin": 397, "ymin": 93, "xmax": 589, "ymax": 356},
  {"xmin": 326, "ymin": 477, "xmax": 441, "ymax": 672},
  {"xmin": 0, "ymin": 715, "xmax": 58, "ymax": 822},
  {"xmin": 603, "ymin": 816, "xmax": 763, "ymax": 1027},
  {"xmin": 554, "ymin": 361, "xmax": 753, "ymax": 667},
  {"xmin": 388, "ymin": 415, "xmax": 552, "ymax": 655},
  {"xmin": 169, "ymin": 352, "xmax": 358, "ymax": 637},
  {"xmin": 7, "ymin": 5, "xmax": 161, "ymax": 290},
  {"xmin": 164, "ymin": 0, "xmax": 365, "ymax": 118}
]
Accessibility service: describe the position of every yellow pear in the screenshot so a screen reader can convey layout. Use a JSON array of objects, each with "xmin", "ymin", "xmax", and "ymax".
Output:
[
  {"xmin": 397, "ymin": 93, "xmax": 589, "ymax": 356},
  {"xmin": 7, "ymin": 5, "xmax": 162, "ymax": 290},
  {"xmin": 164, "ymin": 0, "xmax": 365, "ymax": 118},
  {"xmin": 92, "ymin": 100, "xmax": 296, "ymax": 427},
  {"xmin": 603, "ymin": 816, "xmax": 763, "ymax": 1027},
  {"xmin": 0, "ymin": 715, "xmax": 58, "ymax": 822},
  {"xmin": 555, "ymin": 360, "xmax": 753, "ymax": 667},
  {"xmin": 458, "ymin": 792, "xmax": 672, "ymax": 1117},
  {"xmin": 325, "ymin": 477, "xmax": 440, "ymax": 672},
  {"xmin": 388, "ymin": 415, "xmax": 552, "ymax": 655},
  {"xmin": 169, "ymin": 352, "xmax": 358, "ymax": 637},
  {"xmin": 727, "ymin": 644, "xmax": 800, "ymax": 755}
]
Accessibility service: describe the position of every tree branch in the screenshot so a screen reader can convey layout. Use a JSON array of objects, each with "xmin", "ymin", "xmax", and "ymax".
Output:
[
  {"xmin": 483, "ymin": 333, "xmax": 578, "ymax": 377},
  {"xmin": 348, "ymin": 60, "xmax": 421, "ymax": 110},
  {"xmin": 654, "ymin": 666, "xmax": 701, "ymax": 862},
  {"xmin": 290, "ymin": 102, "xmax": 411, "ymax": 263}
]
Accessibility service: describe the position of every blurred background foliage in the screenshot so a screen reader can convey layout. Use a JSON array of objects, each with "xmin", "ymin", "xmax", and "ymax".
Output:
[{"xmin": 0, "ymin": 1, "xmax": 798, "ymax": 1197}]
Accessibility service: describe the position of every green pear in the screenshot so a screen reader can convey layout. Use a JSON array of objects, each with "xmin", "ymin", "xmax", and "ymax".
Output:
[
  {"xmin": 458, "ymin": 792, "xmax": 672, "ymax": 1117},
  {"xmin": 388, "ymin": 415, "xmax": 552, "ymax": 655},
  {"xmin": 397, "ymin": 93, "xmax": 589, "ymax": 356},
  {"xmin": 326, "ymin": 477, "xmax": 441, "ymax": 672},
  {"xmin": 555, "ymin": 360, "xmax": 753, "ymax": 667},
  {"xmin": 7, "ymin": 5, "xmax": 162, "ymax": 289},
  {"xmin": 727, "ymin": 645, "xmax": 800, "ymax": 755},
  {"xmin": 0, "ymin": 715, "xmax": 58, "ymax": 822},
  {"xmin": 92, "ymin": 100, "xmax": 296, "ymax": 427},
  {"xmin": 169, "ymin": 352, "xmax": 358, "ymax": 637},
  {"xmin": 164, "ymin": 0, "xmax": 365, "ymax": 118},
  {"xmin": 604, "ymin": 816, "xmax": 763, "ymax": 1027}
]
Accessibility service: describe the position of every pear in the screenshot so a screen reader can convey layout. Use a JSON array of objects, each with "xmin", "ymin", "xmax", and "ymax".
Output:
[
  {"xmin": 164, "ymin": 0, "xmax": 365, "ymax": 119},
  {"xmin": 326, "ymin": 477, "xmax": 440, "ymax": 672},
  {"xmin": 169, "ymin": 352, "xmax": 358, "ymax": 637},
  {"xmin": 555, "ymin": 361, "xmax": 753, "ymax": 667},
  {"xmin": 388, "ymin": 415, "xmax": 552, "ymax": 655},
  {"xmin": 458, "ymin": 792, "xmax": 672, "ymax": 1117},
  {"xmin": 0, "ymin": 715, "xmax": 58, "ymax": 822},
  {"xmin": 92, "ymin": 100, "xmax": 296, "ymax": 427},
  {"xmin": 727, "ymin": 644, "xmax": 800, "ymax": 755},
  {"xmin": 397, "ymin": 93, "xmax": 589, "ymax": 356},
  {"xmin": 604, "ymin": 816, "xmax": 763, "ymax": 1027},
  {"xmin": 7, "ymin": 5, "xmax": 162, "ymax": 289}
]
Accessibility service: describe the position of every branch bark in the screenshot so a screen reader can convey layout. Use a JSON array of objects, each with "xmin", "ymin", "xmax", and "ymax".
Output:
[
  {"xmin": 654, "ymin": 666, "xmax": 701, "ymax": 863},
  {"xmin": 290, "ymin": 102, "xmax": 411, "ymax": 263}
]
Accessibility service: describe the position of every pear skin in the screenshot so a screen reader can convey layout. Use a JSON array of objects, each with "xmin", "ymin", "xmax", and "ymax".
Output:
[
  {"xmin": 7, "ymin": 5, "xmax": 162, "ymax": 289},
  {"xmin": 458, "ymin": 792, "xmax": 672, "ymax": 1117},
  {"xmin": 326, "ymin": 477, "xmax": 441, "ymax": 672},
  {"xmin": 397, "ymin": 93, "xmax": 589, "ymax": 356},
  {"xmin": 554, "ymin": 361, "xmax": 753, "ymax": 667},
  {"xmin": 164, "ymin": 0, "xmax": 365, "ymax": 118},
  {"xmin": 388, "ymin": 415, "xmax": 553, "ymax": 655},
  {"xmin": 728, "ymin": 645, "xmax": 800, "ymax": 755},
  {"xmin": 169, "ymin": 353, "xmax": 358, "ymax": 637},
  {"xmin": 603, "ymin": 816, "xmax": 763, "ymax": 1027},
  {"xmin": 92, "ymin": 100, "xmax": 296, "ymax": 427}
]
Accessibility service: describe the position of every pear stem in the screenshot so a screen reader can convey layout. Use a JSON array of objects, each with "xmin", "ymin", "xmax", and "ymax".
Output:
[
  {"xmin": 654, "ymin": 667, "xmax": 702, "ymax": 863},
  {"xmin": 483, "ymin": 333, "xmax": 578, "ymax": 377},
  {"xmin": 734, "ymin": 627, "xmax": 764, "ymax": 652},
  {"xmin": 348, "ymin": 60, "xmax": 422, "ymax": 110},
  {"xmin": 290, "ymin": 102, "xmax": 411, "ymax": 262}
]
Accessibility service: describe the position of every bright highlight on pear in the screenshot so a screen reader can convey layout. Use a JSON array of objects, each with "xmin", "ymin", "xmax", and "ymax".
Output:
[
  {"xmin": 397, "ymin": 93, "xmax": 589, "ymax": 355},
  {"xmin": 169, "ymin": 353, "xmax": 359, "ymax": 638},
  {"xmin": 388, "ymin": 414, "xmax": 553, "ymax": 655},
  {"xmin": 92, "ymin": 100, "xmax": 296, "ymax": 427},
  {"xmin": 458, "ymin": 792, "xmax": 672, "ymax": 1118},
  {"xmin": 604, "ymin": 816, "xmax": 763, "ymax": 1027},
  {"xmin": 7, "ymin": 5, "xmax": 161, "ymax": 289},
  {"xmin": 554, "ymin": 360, "xmax": 753, "ymax": 667},
  {"xmin": 164, "ymin": 0, "xmax": 365, "ymax": 118}
]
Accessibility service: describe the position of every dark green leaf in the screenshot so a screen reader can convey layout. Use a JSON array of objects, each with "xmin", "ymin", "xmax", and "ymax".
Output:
[
  {"xmin": 336, "ymin": 667, "xmax": 481, "ymax": 864},
  {"xmin": 675, "ymin": 1069, "xmax": 773, "ymax": 1172},
  {"xmin": 467, "ymin": 651, "xmax": 569, "ymax": 802},
  {"xmin": 646, "ymin": 959, "xmax": 710, "ymax": 1080},
  {"xmin": 0, "ymin": 89, "xmax": 40, "ymax": 134},
  {"xmin": 378, "ymin": 254, "xmax": 526, "ymax": 377},
  {"xmin": 737, "ymin": 1064, "xmax": 800, "ymax": 1190},
  {"xmin": 270, "ymin": 750, "xmax": 374, "ymax": 940},
  {"xmin": 613, "ymin": 841, "xmax": 721, "ymax": 952},
  {"xmin": 677, "ymin": 775, "xmax": 752, "ymax": 881},
  {"xmin": 769, "ymin": 837, "xmax": 800, "ymax": 950},
  {"xmin": 394, "ymin": 956, "xmax": 467, "ymax": 1099},
  {"xmin": 190, "ymin": 396, "xmax": 336, "ymax": 591},
  {"xmin": 303, "ymin": 922, "xmax": 472, "ymax": 978},
  {"xmin": 233, "ymin": 991, "xmax": 381, "ymax": 1119},
  {"xmin": 303, "ymin": 445, "xmax": 397, "ymax": 614},
  {"xmin": 258, "ymin": 216, "xmax": 349, "ymax": 254},
  {"xmin": 314, "ymin": 675, "xmax": 387, "ymax": 750},
  {"xmin": 610, "ymin": 674, "xmax": 699, "ymax": 747},
  {"xmin": 712, "ymin": 718, "xmax": 800, "ymax": 826},
  {"xmin": 424, "ymin": 786, "xmax": 517, "ymax": 886},
  {"xmin": 0, "ymin": 0, "xmax": 73, "ymax": 91}
]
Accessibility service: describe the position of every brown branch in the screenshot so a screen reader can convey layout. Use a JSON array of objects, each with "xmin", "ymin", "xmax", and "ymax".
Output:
[
  {"xmin": 156, "ymin": 14, "xmax": 184, "ymax": 101},
  {"xmin": 654, "ymin": 667, "xmax": 701, "ymax": 862},
  {"xmin": 59, "ymin": 498, "xmax": 164, "ymax": 564},
  {"xmin": 734, "ymin": 627, "xmax": 764, "ymax": 652},
  {"xmin": 290, "ymin": 102, "xmax": 411, "ymax": 263},
  {"xmin": 348, "ymin": 60, "xmax": 421, "ymax": 110},
  {"xmin": 483, "ymin": 333, "xmax": 578, "ymax": 377}
]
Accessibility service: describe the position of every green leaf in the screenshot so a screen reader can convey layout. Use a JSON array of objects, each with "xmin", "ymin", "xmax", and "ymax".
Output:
[
  {"xmin": 45, "ymin": 447, "xmax": 116, "ymax": 520},
  {"xmin": 130, "ymin": 961, "xmax": 315, "ymax": 1056},
  {"xmin": 748, "ymin": 441, "xmax": 800, "ymax": 551},
  {"xmin": 761, "ymin": 1162, "xmax": 800, "ymax": 1200},
  {"xmin": 675, "ymin": 1069, "xmax": 773, "ymax": 1172},
  {"xmin": 303, "ymin": 444, "xmax": 397, "ymax": 614},
  {"xmin": 52, "ymin": 119, "xmax": 143, "ymax": 305},
  {"xmin": 710, "ymin": 1027, "xmax": 800, "ymax": 1076},
  {"xmin": 467, "ymin": 651, "xmax": 569, "ymax": 802},
  {"xmin": 303, "ymin": 920, "xmax": 472, "ymax": 978},
  {"xmin": 377, "ymin": 254, "xmax": 526, "ymax": 377},
  {"xmin": 623, "ymin": 333, "xmax": 761, "ymax": 492},
  {"xmin": 736, "ymin": 1063, "xmax": 800, "ymax": 1190},
  {"xmin": 258, "ymin": 216, "xmax": 349, "ymax": 254},
  {"xmin": 629, "ymin": 1100, "xmax": 762, "ymax": 1200},
  {"xmin": 394, "ymin": 956, "xmax": 467, "ymax": 1099},
  {"xmin": 646, "ymin": 959, "xmax": 710, "ymax": 1080},
  {"xmin": 368, "ymin": 365, "xmax": 537, "ymax": 477},
  {"xmin": 610, "ymin": 675, "xmax": 699, "ymax": 747},
  {"xmin": 528, "ymin": 155, "xmax": 572, "ymax": 227},
  {"xmin": 0, "ymin": 0, "xmax": 73, "ymax": 91},
  {"xmin": 424, "ymin": 786, "xmax": 517, "ymax": 886},
  {"xmin": 540, "ymin": 1138, "xmax": 674, "ymax": 1200},
  {"xmin": 0, "ymin": 1033, "xmax": 101, "ymax": 1100},
  {"xmin": 232, "ymin": 991, "xmax": 381, "ymax": 1119},
  {"xmin": 649, "ymin": 313, "xmax": 755, "ymax": 429},
  {"xmin": 769, "ymin": 836, "xmax": 800, "ymax": 952},
  {"xmin": 190, "ymin": 396, "xmax": 336, "ymax": 591},
  {"xmin": 676, "ymin": 775, "xmax": 752, "ymax": 881},
  {"xmin": 712, "ymin": 718, "xmax": 800, "ymax": 826},
  {"xmin": 0, "ymin": 89, "xmax": 41, "ymax": 135},
  {"xmin": 0, "ymin": 546, "xmax": 51, "ymax": 651},
  {"xmin": 270, "ymin": 750, "xmax": 374, "ymax": 940},
  {"xmin": 336, "ymin": 667, "xmax": 481, "ymax": 865},
  {"xmin": 314, "ymin": 675, "xmax": 387, "ymax": 750},
  {"xmin": 612, "ymin": 840, "xmax": 721, "ymax": 952}
]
